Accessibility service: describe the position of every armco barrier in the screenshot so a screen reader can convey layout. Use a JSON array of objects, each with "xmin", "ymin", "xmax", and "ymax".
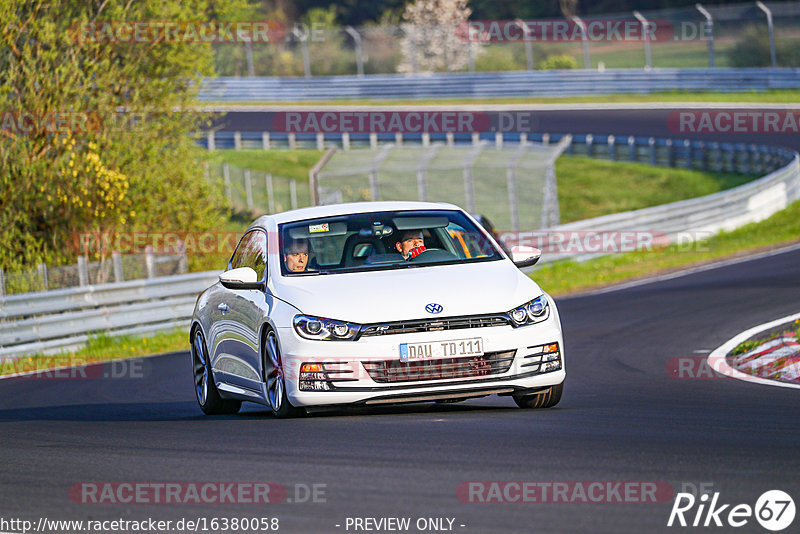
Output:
[
  {"xmin": 0, "ymin": 271, "xmax": 219, "ymax": 358},
  {"xmin": 198, "ymin": 69, "xmax": 800, "ymax": 102},
  {"xmin": 535, "ymin": 151, "xmax": 800, "ymax": 263}
]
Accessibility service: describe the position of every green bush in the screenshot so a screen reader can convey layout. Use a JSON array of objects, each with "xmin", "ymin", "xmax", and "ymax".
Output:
[
  {"xmin": 538, "ymin": 54, "xmax": 579, "ymax": 70},
  {"xmin": 727, "ymin": 25, "xmax": 800, "ymax": 68}
]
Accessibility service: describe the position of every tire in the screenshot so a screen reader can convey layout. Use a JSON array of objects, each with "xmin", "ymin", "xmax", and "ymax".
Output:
[
  {"xmin": 263, "ymin": 329, "xmax": 305, "ymax": 419},
  {"xmin": 191, "ymin": 327, "xmax": 241, "ymax": 415},
  {"xmin": 513, "ymin": 383, "xmax": 563, "ymax": 409}
]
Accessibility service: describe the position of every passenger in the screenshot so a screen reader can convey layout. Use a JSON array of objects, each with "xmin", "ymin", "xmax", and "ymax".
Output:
[
  {"xmin": 394, "ymin": 230, "xmax": 426, "ymax": 260},
  {"xmin": 284, "ymin": 238, "xmax": 309, "ymax": 272}
]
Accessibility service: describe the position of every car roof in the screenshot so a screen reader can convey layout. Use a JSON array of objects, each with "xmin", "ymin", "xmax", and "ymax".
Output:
[{"xmin": 250, "ymin": 201, "xmax": 463, "ymax": 228}]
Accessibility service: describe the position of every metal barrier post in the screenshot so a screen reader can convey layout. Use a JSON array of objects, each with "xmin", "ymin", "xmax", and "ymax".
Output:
[
  {"xmin": 207, "ymin": 131, "xmax": 215, "ymax": 151},
  {"xmin": 222, "ymin": 163, "xmax": 233, "ymax": 206},
  {"xmin": 290, "ymin": 179, "xmax": 298, "ymax": 210},
  {"xmin": 234, "ymin": 131, "xmax": 242, "ymax": 150},
  {"xmin": 666, "ymin": 138, "xmax": 674, "ymax": 167},
  {"xmin": 608, "ymin": 135, "xmax": 616, "ymax": 161},
  {"xmin": 145, "ymin": 248, "xmax": 156, "ymax": 279},
  {"xmin": 292, "ymin": 27, "xmax": 312, "ymax": 78},
  {"xmin": 37, "ymin": 262, "xmax": 48, "ymax": 291},
  {"xmin": 649, "ymin": 137, "xmax": 657, "ymax": 166},
  {"xmin": 262, "ymin": 132, "xmax": 271, "ymax": 150},
  {"xmin": 586, "ymin": 134, "xmax": 594, "ymax": 157},
  {"xmin": 629, "ymin": 136, "xmax": 637, "ymax": 161},
  {"xmin": 0, "ymin": 267, "xmax": 5, "ymax": 297},
  {"xmin": 78, "ymin": 256, "xmax": 89, "ymax": 287},
  {"xmin": 112, "ymin": 251, "xmax": 123, "ymax": 282}
]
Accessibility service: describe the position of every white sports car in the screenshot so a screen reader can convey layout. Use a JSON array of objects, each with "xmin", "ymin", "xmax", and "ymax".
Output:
[{"xmin": 190, "ymin": 201, "xmax": 565, "ymax": 417}]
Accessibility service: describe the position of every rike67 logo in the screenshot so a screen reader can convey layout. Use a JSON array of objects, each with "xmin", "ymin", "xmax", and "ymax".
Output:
[{"xmin": 668, "ymin": 490, "xmax": 795, "ymax": 531}]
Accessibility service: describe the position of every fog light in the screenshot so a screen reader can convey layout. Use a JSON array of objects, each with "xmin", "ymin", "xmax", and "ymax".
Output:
[
  {"xmin": 299, "ymin": 363, "xmax": 331, "ymax": 391},
  {"xmin": 541, "ymin": 360, "xmax": 562, "ymax": 373}
]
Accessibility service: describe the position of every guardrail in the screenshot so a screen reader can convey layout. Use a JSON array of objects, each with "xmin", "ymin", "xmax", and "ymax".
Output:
[
  {"xmin": 198, "ymin": 69, "xmax": 800, "ymax": 102},
  {"xmin": 0, "ymin": 271, "xmax": 219, "ymax": 358}
]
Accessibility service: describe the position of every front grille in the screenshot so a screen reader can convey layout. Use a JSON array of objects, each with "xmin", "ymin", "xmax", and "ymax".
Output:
[
  {"xmin": 362, "ymin": 350, "xmax": 516, "ymax": 383},
  {"xmin": 360, "ymin": 314, "xmax": 510, "ymax": 337}
]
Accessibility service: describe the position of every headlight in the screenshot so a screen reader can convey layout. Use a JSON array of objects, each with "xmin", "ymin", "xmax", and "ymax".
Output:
[
  {"xmin": 293, "ymin": 315, "xmax": 360, "ymax": 341},
  {"xmin": 507, "ymin": 295, "xmax": 549, "ymax": 327}
]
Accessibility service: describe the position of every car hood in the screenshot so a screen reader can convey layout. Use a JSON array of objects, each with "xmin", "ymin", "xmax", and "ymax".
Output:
[{"xmin": 272, "ymin": 260, "xmax": 542, "ymax": 324}]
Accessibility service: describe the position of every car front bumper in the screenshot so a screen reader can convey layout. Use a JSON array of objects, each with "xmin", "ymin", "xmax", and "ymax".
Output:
[{"xmin": 277, "ymin": 309, "xmax": 565, "ymax": 407}]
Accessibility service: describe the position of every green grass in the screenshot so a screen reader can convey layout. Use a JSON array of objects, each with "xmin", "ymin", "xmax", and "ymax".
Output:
[
  {"xmin": 0, "ymin": 329, "xmax": 188, "ymax": 377},
  {"xmin": 210, "ymin": 149, "xmax": 323, "ymax": 181},
  {"xmin": 204, "ymin": 89, "xmax": 800, "ymax": 107},
  {"xmin": 532, "ymin": 199, "xmax": 800, "ymax": 296},
  {"xmin": 557, "ymin": 156, "xmax": 755, "ymax": 222}
]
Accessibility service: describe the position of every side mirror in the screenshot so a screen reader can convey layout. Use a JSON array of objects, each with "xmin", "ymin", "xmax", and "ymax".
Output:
[
  {"xmin": 511, "ymin": 246, "xmax": 541, "ymax": 268},
  {"xmin": 219, "ymin": 267, "xmax": 264, "ymax": 290}
]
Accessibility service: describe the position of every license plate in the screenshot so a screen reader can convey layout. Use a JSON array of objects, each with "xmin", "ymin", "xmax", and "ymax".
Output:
[{"xmin": 399, "ymin": 337, "xmax": 484, "ymax": 362}]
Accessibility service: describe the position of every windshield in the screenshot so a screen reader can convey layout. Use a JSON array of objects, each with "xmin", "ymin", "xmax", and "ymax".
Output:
[{"xmin": 279, "ymin": 210, "xmax": 503, "ymax": 276}]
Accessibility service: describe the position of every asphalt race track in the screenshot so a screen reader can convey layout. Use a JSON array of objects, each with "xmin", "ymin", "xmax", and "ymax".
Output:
[{"xmin": 1, "ymin": 246, "xmax": 798, "ymax": 533}]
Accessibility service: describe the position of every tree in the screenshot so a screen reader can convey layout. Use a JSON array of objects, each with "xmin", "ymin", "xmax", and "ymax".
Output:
[
  {"xmin": 0, "ymin": 0, "xmax": 246, "ymax": 271},
  {"xmin": 398, "ymin": 0, "xmax": 477, "ymax": 73}
]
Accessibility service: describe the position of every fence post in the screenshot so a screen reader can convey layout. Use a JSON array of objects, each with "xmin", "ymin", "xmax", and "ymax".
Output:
[
  {"xmin": 446, "ymin": 132, "xmax": 454, "ymax": 146},
  {"xmin": 520, "ymin": 132, "xmax": 528, "ymax": 145},
  {"xmin": 608, "ymin": 135, "xmax": 616, "ymax": 161},
  {"xmin": 266, "ymin": 173, "xmax": 275, "ymax": 213},
  {"xmin": 586, "ymin": 134, "xmax": 594, "ymax": 157},
  {"xmin": 416, "ymin": 168, "xmax": 428, "ymax": 201},
  {"xmin": 696, "ymin": 4, "xmax": 715, "ymax": 68},
  {"xmin": 422, "ymin": 132, "xmax": 430, "ymax": 147},
  {"xmin": 628, "ymin": 136, "xmax": 636, "ymax": 161},
  {"xmin": 234, "ymin": 131, "xmax": 242, "ymax": 150},
  {"xmin": 649, "ymin": 137, "xmax": 657, "ymax": 166},
  {"xmin": 342, "ymin": 132, "xmax": 351, "ymax": 151},
  {"xmin": 288, "ymin": 133, "xmax": 297, "ymax": 150},
  {"xmin": 666, "ymin": 138, "xmax": 674, "ymax": 167},
  {"xmin": 145, "ymin": 247, "xmax": 156, "ymax": 279},
  {"xmin": 262, "ymin": 131, "xmax": 271, "ymax": 150},
  {"xmin": 495, "ymin": 132, "xmax": 503, "ymax": 149},
  {"xmin": 463, "ymin": 165, "xmax": 476, "ymax": 213},
  {"xmin": 0, "ymin": 267, "xmax": 5, "ymax": 297},
  {"xmin": 370, "ymin": 132, "xmax": 378, "ymax": 149},
  {"xmin": 222, "ymin": 163, "xmax": 233, "ymax": 207},
  {"xmin": 37, "ymin": 262, "xmax": 48, "ymax": 291},
  {"xmin": 77, "ymin": 256, "xmax": 89, "ymax": 287},
  {"xmin": 290, "ymin": 179, "xmax": 298, "ymax": 209},
  {"xmin": 245, "ymin": 42, "xmax": 255, "ymax": 76},
  {"xmin": 395, "ymin": 132, "xmax": 403, "ymax": 146},
  {"xmin": 506, "ymin": 166, "xmax": 519, "ymax": 232},
  {"xmin": 756, "ymin": 1, "xmax": 777, "ymax": 68},
  {"xmin": 292, "ymin": 27, "xmax": 312, "ymax": 78},
  {"xmin": 207, "ymin": 131, "xmax": 215, "ymax": 151},
  {"xmin": 112, "ymin": 251, "xmax": 123, "ymax": 282},
  {"xmin": 516, "ymin": 19, "xmax": 534, "ymax": 70},
  {"xmin": 633, "ymin": 11, "xmax": 653, "ymax": 70},
  {"xmin": 244, "ymin": 169, "xmax": 254, "ymax": 211},
  {"xmin": 472, "ymin": 132, "xmax": 480, "ymax": 146},
  {"xmin": 683, "ymin": 139, "xmax": 692, "ymax": 168},
  {"xmin": 316, "ymin": 133, "xmax": 325, "ymax": 150},
  {"xmin": 542, "ymin": 133, "xmax": 550, "ymax": 146},
  {"xmin": 344, "ymin": 26, "xmax": 364, "ymax": 77},
  {"xmin": 571, "ymin": 16, "xmax": 591, "ymax": 69}
]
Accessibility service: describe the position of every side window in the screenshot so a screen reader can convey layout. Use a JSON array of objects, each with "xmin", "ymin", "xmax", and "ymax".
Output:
[{"xmin": 230, "ymin": 230, "xmax": 267, "ymax": 280}]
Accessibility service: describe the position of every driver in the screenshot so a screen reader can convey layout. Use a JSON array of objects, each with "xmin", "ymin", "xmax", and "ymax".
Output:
[
  {"xmin": 395, "ymin": 230, "xmax": 425, "ymax": 260},
  {"xmin": 284, "ymin": 238, "xmax": 309, "ymax": 272}
]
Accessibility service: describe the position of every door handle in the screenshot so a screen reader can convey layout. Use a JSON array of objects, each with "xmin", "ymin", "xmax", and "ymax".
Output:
[{"xmin": 217, "ymin": 303, "xmax": 229, "ymax": 314}]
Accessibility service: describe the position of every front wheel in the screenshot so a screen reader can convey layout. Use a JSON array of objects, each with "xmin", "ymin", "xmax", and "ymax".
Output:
[
  {"xmin": 513, "ymin": 383, "xmax": 563, "ymax": 409},
  {"xmin": 192, "ymin": 328, "xmax": 241, "ymax": 415},
  {"xmin": 264, "ymin": 329, "xmax": 305, "ymax": 419}
]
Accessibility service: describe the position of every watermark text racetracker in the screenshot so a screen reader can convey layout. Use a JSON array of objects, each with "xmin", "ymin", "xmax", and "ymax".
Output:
[
  {"xmin": 69, "ymin": 481, "xmax": 326, "ymax": 505},
  {"xmin": 457, "ymin": 481, "xmax": 674, "ymax": 503}
]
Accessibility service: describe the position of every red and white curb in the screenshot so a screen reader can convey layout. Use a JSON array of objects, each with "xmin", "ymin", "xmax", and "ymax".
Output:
[{"xmin": 707, "ymin": 312, "xmax": 800, "ymax": 390}]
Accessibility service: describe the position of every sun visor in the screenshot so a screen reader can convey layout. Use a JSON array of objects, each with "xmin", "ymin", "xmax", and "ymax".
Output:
[{"xmin": 392, "ymin": 216, "xmax": 449, "ymax": 230}]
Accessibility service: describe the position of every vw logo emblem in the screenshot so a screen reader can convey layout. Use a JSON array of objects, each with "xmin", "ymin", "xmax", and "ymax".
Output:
[{"xmin": 425, "ymin": 303, "xmax": 443, "ymax": 314}]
